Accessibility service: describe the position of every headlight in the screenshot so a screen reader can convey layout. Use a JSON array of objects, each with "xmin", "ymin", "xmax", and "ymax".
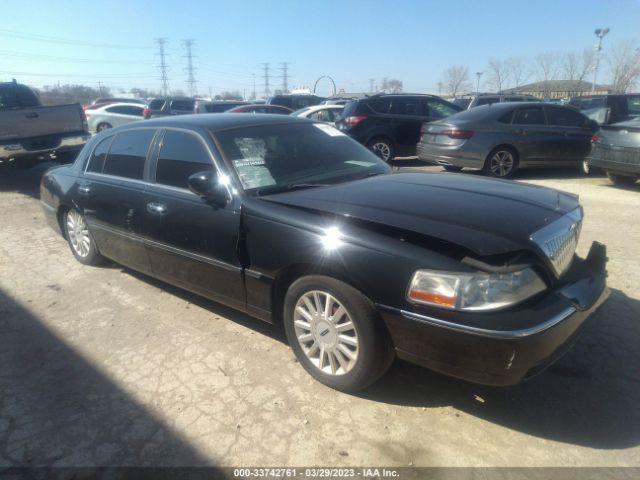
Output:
[{"xmin": 407, "ymin": 268, "xmax": 546, "ymax": 312}]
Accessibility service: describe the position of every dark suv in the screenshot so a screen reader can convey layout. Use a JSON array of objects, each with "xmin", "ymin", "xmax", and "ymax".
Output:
[
  {"xmin": 335, "ymin": 94, "xmax": 461, "ymax": 161},
  {"xmin": 267, "ymin": 94, "xmax": 325, "ymax": 110},
  {"xmin": 143, "ymin": 97, "xmax": 234, "ymax": 118},
  {"xmin": 569, "ymin": 94, "xmax": 640, "ymax": 125}
]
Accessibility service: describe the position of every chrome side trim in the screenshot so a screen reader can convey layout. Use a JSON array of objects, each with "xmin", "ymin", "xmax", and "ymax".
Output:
[{"xmin": 396, "ymin": 306, "xmax": 577, "ymax": 339}]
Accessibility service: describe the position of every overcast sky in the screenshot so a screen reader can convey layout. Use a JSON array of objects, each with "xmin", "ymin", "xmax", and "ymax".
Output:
[{"xmin": 2, "ymin": 0, "xmax": 639, "ymax": 96}]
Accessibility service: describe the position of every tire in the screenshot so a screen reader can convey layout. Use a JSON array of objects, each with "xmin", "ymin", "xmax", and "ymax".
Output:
[
  {"xmin": 607, "ymin": 172, "xmax": 638, "ymax": 186},
  {"xmin": 367, "ymin": 137, "xmax": 395, "ymax": 162},
  {"xmin": 443, "ymin": 165, "xmax": 463, "ymax": 172},
  {"xmin": 283, "ymin": 275, "xmax": 394, "ymax": 392},
  {"xmin": 483, "ymin": 146, "xmax": 518, "ymax": 179},
  {"xmin": 96, "ymin": 122, "xmax": 112, "ymax": 132},
  {"xmin": 580, "ymin": 159, "xmax": 591, "ymax": 175},
  {"xmin": 64, "ymin": 209, "xmax": 104, "ymax": 266}
]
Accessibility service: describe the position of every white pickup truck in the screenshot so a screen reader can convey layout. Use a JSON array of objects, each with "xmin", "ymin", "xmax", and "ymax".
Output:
[{"xmin": 0, "ymin": 80, "xmax": 90, "ymax": 167}]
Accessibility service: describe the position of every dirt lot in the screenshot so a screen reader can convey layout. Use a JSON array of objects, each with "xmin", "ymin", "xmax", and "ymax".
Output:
[{"xmin": 1, "ymin": 160, "xmax": 639, "ymax": 468}]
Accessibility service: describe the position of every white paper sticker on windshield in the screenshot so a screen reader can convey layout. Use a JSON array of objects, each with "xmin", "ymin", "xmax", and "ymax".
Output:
[{"xmin": 314, "ymin": 123, "xmax": 346, "ymax": 137}]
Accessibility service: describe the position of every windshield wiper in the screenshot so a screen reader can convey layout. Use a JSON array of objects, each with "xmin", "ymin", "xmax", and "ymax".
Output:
[{"xmin": 256, "ymin": 182, "xmax": 329, "ymax": 196}]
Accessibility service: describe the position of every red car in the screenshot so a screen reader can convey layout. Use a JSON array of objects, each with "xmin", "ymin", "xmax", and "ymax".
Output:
[{"xmin": 227, "ymin": 104, "xmax": 293, "ymax": 114}]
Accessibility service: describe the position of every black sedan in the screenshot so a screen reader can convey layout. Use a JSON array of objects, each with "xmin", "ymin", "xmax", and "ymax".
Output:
[
  {"xmin": 40, "ymin": 114, "xmax": 609, "ymax": 392},
  {"xmin": 589, "ymin": 119, "xmax": 640, "ymax": 186}
]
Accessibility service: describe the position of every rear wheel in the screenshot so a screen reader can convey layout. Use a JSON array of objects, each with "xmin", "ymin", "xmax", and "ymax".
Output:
[
  {"xmin": 283, "ymin": 275, "xmax": 394, "ymax": 392},
  {"xmin": 607, "ymin": 172, "xmax": 638, "ymax": 186},
  {"xmin": 580, "ymin": 159, "xmax": 591, "ymax": 175},
  {"xmin": 367, "ymin": 137, "xmax": 395, "ymax": 162},
  {"xmin": 64, "ymin": 209, "xmax": 104, "ymax": 265},
  {"xmin": 484, "ymin": 147, "xmax": 518, "ymax": 179},
  {"xmin": 96, "ymin": 122, "xmax": 112, "ymax": 132}
]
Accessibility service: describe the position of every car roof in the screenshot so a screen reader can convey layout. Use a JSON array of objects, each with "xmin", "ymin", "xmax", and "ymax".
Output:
[
  {"xmin": 98, "ymin": 102, "xmax": 146, "ymax": 109},
  {"xmin": 112, "ymin": 113, "xmax": 311, "ymax": 133}
]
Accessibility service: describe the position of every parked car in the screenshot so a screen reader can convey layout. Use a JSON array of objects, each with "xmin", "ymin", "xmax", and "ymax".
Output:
[
  {"xmin": 462, "ymin": 94, "xmax": 541, "ymax": 109},
  {"xmin": 335, "ymin": 94, "xmax": 462, "ymax": 161},
  {"xmin": 0, "ymin": 80, "xmax": 90, "ymax": 167},
  {"xmin": 291, "ymin": 104, "xmax": 344, "ymax": 123},
  {"xmin": 569, "ymin": 94, "xmax": 640, "ymax": 125},
  {"xmin": 84, "ymin": 97, "xmax": 146, "ymax": 111},
  {"xmin": 227, "ymin": 104, "xmax": 293, "ymax": 114},
  {"xmin": 40, "ymin": 114, "xmax": 608, "ymax": 392},
  {"xmin": 143, "ymin": 97, "xmax": 216, "ymax": 118},
  {"xmin": 588, "ymin": 119, "xmax": 640, "ymax": 186},
  {"xmin": 85, "ymin": 102, "xmax": 145, "ymax": 133},
  {"xmin": 267, "ymin": 94, "xmax": 325, "ymax": 110},
  {"xmin": 418, "ymin": 102, "xmax": 598, "ymax": 178},
  {"xmin": 202, "ymin": 101, "xmax": 250, "ymax": 113}
]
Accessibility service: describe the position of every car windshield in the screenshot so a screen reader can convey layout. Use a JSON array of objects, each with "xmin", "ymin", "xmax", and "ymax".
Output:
[
  {"xmin": 626, "ymin": 95, "xmax": 640, "ymax": 116},
  {"xmin": 214, "ymin": 122, "xmax": 390, "ymax": 195}
]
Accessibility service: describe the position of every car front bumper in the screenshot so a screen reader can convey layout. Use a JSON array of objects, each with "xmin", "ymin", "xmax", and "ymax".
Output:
[{"xmin": 377, "ymin": 242, "xmax": 609, "ymax": 386}]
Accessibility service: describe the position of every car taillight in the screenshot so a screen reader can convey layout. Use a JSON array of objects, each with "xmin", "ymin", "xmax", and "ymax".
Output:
[
  {"xmin": 442, "ymin": 129, "xmax": 474, "ymax": 139},
  {"xmin": 143, "ymin": 108, "xmax": 150, "ymax": 118},
  {"xmin": 80, "ymin": 109, "xmax": 88, "ymax": 130},
  {"xmin": 591, "ymin": 134, "xmax": 600, "ymax": 143},
  {"xmin": 344, "ymin": 115, "xmax": 367, "ymax": 127}
]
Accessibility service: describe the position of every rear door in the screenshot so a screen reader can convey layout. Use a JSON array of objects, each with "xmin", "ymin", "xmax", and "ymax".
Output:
[
  {"xmin": 78, "ymin": 128, "xmax": 157, "ymax": 274},
  {"xmin": 143, "ymin": 129, "xmax": 244, "ymax": 309},
  {"xmin": 509, "ymin": 106, "xmax": 557, "ymax": 163},
  {"xmin": 544, "ymin": 105, "xmax": 593, "ymax": 162},
  {"xmin": 388, "ymin": 96, "xmax": 424, "ymax": 155}
]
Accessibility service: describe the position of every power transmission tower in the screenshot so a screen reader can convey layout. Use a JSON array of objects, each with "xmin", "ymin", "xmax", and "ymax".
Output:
[
  {"xmin": 262, "ymin": 63, "xmax": 271, "ymax": 98},
  {"xmin": 182, "ymin": 39, "xmax": 197, "ymax": 97},
  {"xmin": 252, "ymin": 73, "xmax": 256, "ymax": 100},
  {"xmin": 155, "ymin": 38, "xmax": 170, "ymax": 96},
  {"xmin": 279, "ymin": 62, "xmax": 290, "ymax": 93}
]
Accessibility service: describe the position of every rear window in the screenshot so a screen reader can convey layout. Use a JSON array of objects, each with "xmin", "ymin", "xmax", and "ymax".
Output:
[
  {"xmin": 170, "ymin": 99, "xmax": 195, "ymax": 112},
  {"xmin": 103, "ymin": 130, "xmax": 155, "ymax": 180},
  {"xmin": 475, "ymin": 97, "xmax": 499, "ymax": 106},
  {"xmin": 0, "ymin": 84, "xmax": 40, "ymax": 109},
  {"xmin": 148, "ymin": 99, "xmax": 165, "ymax": 110}
]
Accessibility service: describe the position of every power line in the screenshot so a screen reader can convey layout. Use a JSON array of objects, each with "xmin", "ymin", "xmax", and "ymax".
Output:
[
  {"xmin": 156, "ymin": 38, "xmax": 170, "ymax": 96},
  {"xmin": 0, "ymin": 49, "xmax": 153, "ymax": 65},
  {"xmin": 182, "ymin": 39, "xmax": 197, "ymax": 96},
  {"xmin": 0, "ymin": 70, "xmax": 156, "ymax": 79},
  {"xmin": 0, "ymin": 28, "xmax": 154, "ymax": 50},
  {"xmin": 279, "ymin": 62, "xmax": 290, "ymax": 93},
  {"xmin": 262, "ymin": 63, "xmax": 271, "ymax": 98}
]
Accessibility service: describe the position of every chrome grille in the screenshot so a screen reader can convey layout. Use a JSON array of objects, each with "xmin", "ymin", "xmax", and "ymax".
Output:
[{"xmin": 530, "ymin": 208, "xmax": 583, "ymax": 277}]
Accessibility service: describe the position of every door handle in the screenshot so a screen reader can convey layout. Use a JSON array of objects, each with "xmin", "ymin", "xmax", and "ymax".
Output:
[
  {"xmin": 146, "ymin": 202, "xmax": 167, "ymax": 215},
  {"xmin": 514, "ymin": 128, "xmax": 528, "ymax": 135},
  {"xmin": 78, "ymin": 185, "xmax": 91, "ymax": 195}
]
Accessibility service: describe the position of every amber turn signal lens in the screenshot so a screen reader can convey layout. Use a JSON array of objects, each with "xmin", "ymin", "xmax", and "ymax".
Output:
[{"xmin": 408, "ymin": 290, "xmax": 456, "ymax": 308}]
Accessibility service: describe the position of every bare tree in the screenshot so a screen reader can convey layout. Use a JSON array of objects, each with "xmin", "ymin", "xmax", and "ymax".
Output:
[
  {"xmin": 505, "ymin": 57, "xmax": 531, "ymax": 88},
  {"xmin": 380, "ymin": 78, "xmax": 403, "ymax": 93},
  {"xmin": 562, "ymin": 48, "xmax": 595, "ymax": 84},
  {"xmin": 486, "ymin": 57, "xmax": 510, "ymax": 92},
  {"xmin": 535, "ymin": 52, "xmax": 560, "ymax": 97},
  {"xmin": 607, "ymin": 40, "xmax": 640, "ymax": 93},
  {"xmin": 441, "ymin": 65, "xmax": 472, "ymax": 97}
]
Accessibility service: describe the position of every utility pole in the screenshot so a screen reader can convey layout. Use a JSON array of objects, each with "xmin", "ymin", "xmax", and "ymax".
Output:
[
  {"xmin": 369, "ymin": 78, "xmax": 374, "ymax": 93},
  {"xmin": 155, "ymin": 37, "xmax": 170, "ymax": 96},
  {"xmin": 592, "ymin": 27, "xmax": 610, "ymax": 93},
  {"xmin": 279, "ymin": 62, "xmax": 290, "ymax": 94},
  {"xmin": 182, "ymin": 39, "xmax": 197, "ymax": 97},
  {"xmin": 262, "ymin": 63, "xmax": 271, "ymax": 99},
  {"xmin": 475, "ymin": 71, "xmax": 483, "ymax": 96},
  {"xmin": 97, "ymin": 81, "xmax": 105, "ymax": 96},
  {"xmin": 252, "ymin": 73, "xmax": 256, "ymax": 100}
]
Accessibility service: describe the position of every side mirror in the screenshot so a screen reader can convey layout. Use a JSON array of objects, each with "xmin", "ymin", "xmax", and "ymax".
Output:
[{"xmin": 187, "ymin": 170, "xmax": 229, "ymax": 208}]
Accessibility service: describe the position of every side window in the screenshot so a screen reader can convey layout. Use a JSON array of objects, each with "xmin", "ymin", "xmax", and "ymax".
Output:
[
  {"xmin": 545, "ymin": 107, "xmax": 588, "ymax": 127},
  {"xmin": 367, "ymin": 98, "xmax": 391, "ymax": 114},
  {"xmin": 170, "ymin": 100, "xmax": 195, "ymax": 112},
  {"xmin": 86, "ymin": 135, "xmax": 114, "ymax": 173},
  {"xmin": 126, "ymin": 106, "xmax": 144, "ymax": 116},
  {"xmin": 513, "ymin": 107, "xmax": 546, "ymax": 125},
  {"xmin": 475, "ymin": 97, "xmax": 499, "ymax": 106},
  {"xmin": 103, "ymin": 130, "xmax": 155, "ymax": 180},
  {"xmin": 106, "ymin": 106, "xmax": 128, "ymax": 114},
  {"xmin": 391, "ymin": 98, "xmax": 420, "ymax": 115},
  {"xmin": 497, "ymin": 111, "xmax": 514, "ymax": 124},
  {"xmin": 155, "ymin": 131, "xmax": 214, "ymax": 189},
  {"xmin": 422, "ymin": 98, "xmax": 458, "ymax": 118},
  {"xmin": 504, "ymin": 97, "xmax": 524, "ymax": 102}
]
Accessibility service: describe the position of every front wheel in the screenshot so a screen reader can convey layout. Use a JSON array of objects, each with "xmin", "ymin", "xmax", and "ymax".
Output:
[
  {"xmin": 484, "ymin": 147, "xmax": 518, "ymax": 179},
  {"xmin": 607, "ymin": 172, "xmax": 638, "ymax": 186},
  {"xmin": 283, "ymin": 275, "xmax": 394, "ymax": 392},
  {"xmin": 64, "ymin": 209, "xmax": 104, "ymax": 265},
  {"xmin": 367, "ymin": 138, "xmax": 395, "ymax": 162}
]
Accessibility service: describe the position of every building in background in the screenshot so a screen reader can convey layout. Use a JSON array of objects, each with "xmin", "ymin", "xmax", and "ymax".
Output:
[{"xmin": 501, "ymin": 80, "xmax": 611, "ymax": 99}]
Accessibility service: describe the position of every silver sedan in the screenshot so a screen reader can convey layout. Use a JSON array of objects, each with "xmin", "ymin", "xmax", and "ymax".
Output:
[
  {"xmin": 85, "ymin": 102, "xmax": 146, "ymax": 133},
  {"xmin": 417, "ymin": 102, "xmax": 597, "ymax": 178}
]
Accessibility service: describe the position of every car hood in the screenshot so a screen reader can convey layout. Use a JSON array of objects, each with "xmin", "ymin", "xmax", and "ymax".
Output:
[{"xmin": 264, "ymin": 172, "xmax": 579, "ymax": 256}]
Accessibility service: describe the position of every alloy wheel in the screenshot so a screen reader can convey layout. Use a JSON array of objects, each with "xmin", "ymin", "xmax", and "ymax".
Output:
[
  {"xmin": 293, "ymin": 290, "xmax": 359, "ymax": 376},
  {"xmin": 66, "ymin": 210, "xmax": 91, "ymax": 258},
  {"xmin": 489, "ymin": 150, "xmax": 515, "ymax": 177},
  {"xmin": 371, "ymin": 142, "xmax": 391, "ymax": 161}
]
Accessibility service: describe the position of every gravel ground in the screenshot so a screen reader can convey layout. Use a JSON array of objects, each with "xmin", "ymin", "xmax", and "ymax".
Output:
[{"xmin": 0, "ymin": 160, "xmax": 639, "ymax": 468}]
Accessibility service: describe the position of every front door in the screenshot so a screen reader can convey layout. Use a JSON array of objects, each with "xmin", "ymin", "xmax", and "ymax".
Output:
[
  {"xmin": 78, "ymin": 129, "xmax": 156, "ymax": 275},
  {"xmin": 545, "ymin": 106, "xmax": 594, "ymax": 162},
  {"xmin": 509, "ymin": 106, "xmax": 558, "ymax": 164},
  {"xmin": 142, "ymin": 129, "xmax": 245, "ymax": 310}
]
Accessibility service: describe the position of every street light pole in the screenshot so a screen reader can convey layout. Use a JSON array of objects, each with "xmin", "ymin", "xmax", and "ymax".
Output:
[
  {"xmin": 475, "ymin": 72, "xmax": 483, "ymax": 95},
  {"xmin": 592, "ymin": 27, "xmax": 610, "ymax": 93}
]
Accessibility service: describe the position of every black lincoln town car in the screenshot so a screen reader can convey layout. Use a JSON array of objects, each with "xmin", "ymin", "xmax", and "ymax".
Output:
[{"xmin": 40, "ymin": 114, "xmax": 609, "ymax": 392}]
